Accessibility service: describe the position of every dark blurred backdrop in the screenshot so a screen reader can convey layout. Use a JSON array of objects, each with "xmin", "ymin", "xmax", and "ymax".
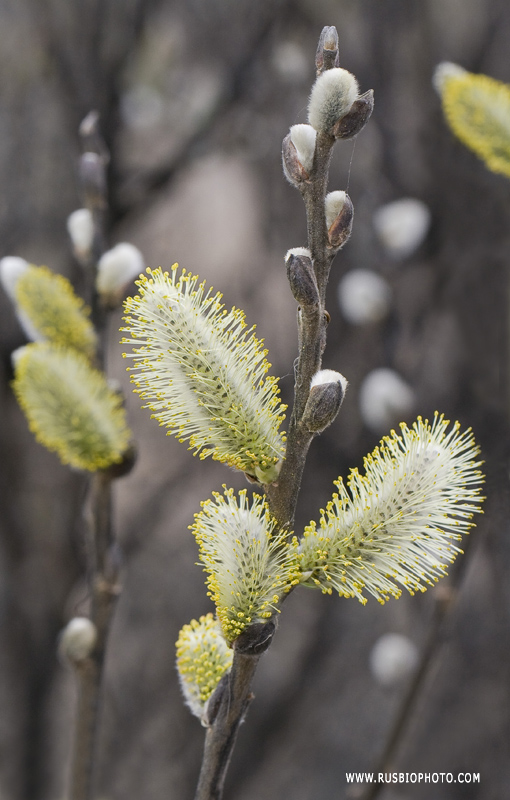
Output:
[{"xmin": 1, "ymin": 1, "xmax": 509, "ymax": 798}]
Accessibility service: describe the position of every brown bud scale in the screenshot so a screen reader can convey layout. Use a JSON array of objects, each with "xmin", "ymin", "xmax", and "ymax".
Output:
[
  {"xmin": 286, "ymin": 253, "xmax": 319, "ymax": 307},
  {"xmin": 332, "ymin": 90, "xmax": 374, "ymax": 140},
  {"xmin": 282, "ymin": 133, "xmax": 310, "ymax": 186},
  {"xmin": 328, "ymin": 194, "xmax": 354, "ymax": 248}
]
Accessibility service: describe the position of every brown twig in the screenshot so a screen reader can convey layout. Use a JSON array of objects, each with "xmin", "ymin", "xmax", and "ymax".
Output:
[
  {"xmin": 265, "ymin": 130, "xmax": 336, "ymax": 530},
  {"xmin": 194, "ymin": 653, "xmax": 260, "ymax": 800}
]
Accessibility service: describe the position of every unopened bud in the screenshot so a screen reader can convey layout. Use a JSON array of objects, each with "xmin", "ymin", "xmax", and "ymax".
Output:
[
  {"xmin": 322, "ymin": 26, "xmax": 339, "ymax": 52},
  {"xmin": 315, "ymin": 26, "xmax": 339, "ymax": 75},
  {"xmin": 332, "ymin": 90, "xmax": 374, "ymax": 139},
  {"xmin": 79, "ymin": 111, "xmax": 110, "ymax": 164},
  {"xmin": 0, "ymin": 256, "xmax": 30, "ymax": 301},
  {"xmin": 59, "ymin": 617, "xmax": 97, "ymax": 663},
  {"xmin": 234, "ymin": 620, "xmax": 276, "ymax": 656},
  {"xmin": 301, "ymin": 369, "xmax": 347, "ymax": 433},
  {"xmin": 96, "ymin": 243, "xmax": 145, "ymax": 306},
  {"xmin": 282, "ymin": 132, "xmax": 310, "ymax": 186},
  {"xmin": 67, "ymin": 209, "xmax": 94, "ymax": 260},
  {"xmin": 79, "ymin": 152, "xmax": 107, "ymax": 204},
  {"xmin": 79, "ymin": 110, "xmax": 101, "ymax": 144},
  {"xmin": 285, "ymin": 247, "xmax": 319, "ymax": 307},
  {"xmin": 308, "ymin": 68, "xmax": 359, "ymax": 135},
  {"xmin": 325, "ymin": 191, "xmax": 354, "ymax": 248},
  {"xmin": 101, "ymin": 441, "xmax": 137, "ymax": 479}
]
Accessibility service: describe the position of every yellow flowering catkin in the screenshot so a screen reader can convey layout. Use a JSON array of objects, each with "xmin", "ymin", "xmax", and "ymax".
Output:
[
  {"xmin": 176, "ymin": 614, "xmax": 233, "ymax": 720},
  {"xmin": 15, "ymin": 265, "xmax": 97, "ymax": 357},
  {"xmin": 440, "ymin": 69, "xmax": 510, "ymax": 179},
  {"xmin": 13, "ymin": 343, "xmax": 131, "ymax": 471},
  {"xmin": 298, "ymin": 414, "xmax": 484, "ymax": 604},
  {"xmin": 191, "ymin": 488, "xmax": 300, "ymax": 644},
  {"xmin": 122, "ymin": 266, "xmax": 286, "ymax": 484}
]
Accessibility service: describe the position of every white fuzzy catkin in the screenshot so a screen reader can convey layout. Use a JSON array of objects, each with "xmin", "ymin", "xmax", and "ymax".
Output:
[
  {"xmin": 338, "ymin": 269, "xmax": 392, "ymax": 325},
  {"xmin": 0, "ymin": 256, "xmax": 30, "ymax": 301},
  {"xmin": 289, "ymin": 124, "xmax": 317, "ymax": 174},
  {"xmin": 373, "ymin": 198, "xmax": 431, "ymax": 260},
  {"xmin": 359, "ymin": 368, "xmax": 415, "ymax": 432},
  {"xmin": 66, "ymin": 209, "xmax": 94, "ymax": 257},
  {"xmin": 308, "ymin": 68, "xmax": 359, "ymax": 134},
  {"xmin": 311, "ymin": 369, "xmax": 348, "ymax": 393},
  {"xmin": 285, "ymin": 247, "xmax": 312, "ymax": 261},
  {"xmin": 272, "ymin": 40, "xmax": 309, "ymax": 83},
  {"xmin": 325, "ymin": 191, "xmax": 347, "ymax": 229},
  {"xmin": 96, "ymin": 243, "xmax": 145, "ymax": 298},
  {"xmin": 59, "ymin": 617, "xmax": 97, "ymax": 662},
  {"xmin": 433, "ymin": 61, "xmax": 467, "ymax": 93},
  {"xmin": 369, "ymin": 633, "xmax": 419, "ymax": 686}
]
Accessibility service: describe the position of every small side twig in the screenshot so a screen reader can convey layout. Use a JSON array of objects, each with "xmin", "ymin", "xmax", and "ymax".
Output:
[
  {"xmin": 67, "ymin": 116, "xmax": 125, "ymax": 800},
  {"xmin": 70, "ymin": 473, "xmax": 119, "ymax": 800}
]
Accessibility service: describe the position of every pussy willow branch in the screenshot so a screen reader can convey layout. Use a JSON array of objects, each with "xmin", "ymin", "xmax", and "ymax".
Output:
[
  {"xmin": 266, "ymin": 129, "xmax": 336, "ymax": 530},
  {"xmin": 194, "ymin": 46, "xmax": 340, "ymax": 800},
  {"xmin": 69, "ymin": 119, "xmax": 121, "ymax": 800}
]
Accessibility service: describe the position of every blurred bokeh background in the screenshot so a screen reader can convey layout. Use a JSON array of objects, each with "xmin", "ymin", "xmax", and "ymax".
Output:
[{"xmin": 1, "ymin": 1, "xmax": 510, "ymax": 798}]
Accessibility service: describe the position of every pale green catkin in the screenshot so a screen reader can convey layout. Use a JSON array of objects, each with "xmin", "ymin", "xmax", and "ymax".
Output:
[{"xmin": 13, "ymin": 343, "xmax": 131, "ymax": 471}]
